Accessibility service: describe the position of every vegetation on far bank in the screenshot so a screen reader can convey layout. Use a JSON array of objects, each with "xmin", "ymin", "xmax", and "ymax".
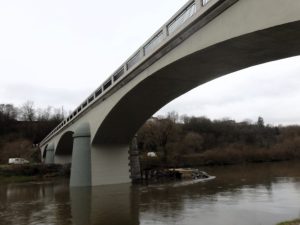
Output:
[
  {"xmin": 137, "ymin": 112, "xmax": 300, "ymax": 169},
  {"xmin": 0, "ymin": 101, "xmax": 67, "ymax": 182},
  {"xmin": 1, "ymin": 101, "xmax": 300, "ymax": 171},
  {"xmin": 277, "ymin": 219, "xmax": 300, "ymax": 225},
  {"xmin": 0, "ymin": 175, "xmax": 43, "ymax": 183},
  {"xmin": 0, "ymin": 163, "xmax": 70, "ymax": 183},
  {"xmin": 0, "ymin": 102, "xmax": 64, "ymax": 164}
]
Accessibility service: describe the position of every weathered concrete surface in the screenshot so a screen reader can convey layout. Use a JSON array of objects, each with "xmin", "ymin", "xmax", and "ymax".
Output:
[{"xmin": 41, "ymin": 0, "xmax": 300, "ymax": 186}]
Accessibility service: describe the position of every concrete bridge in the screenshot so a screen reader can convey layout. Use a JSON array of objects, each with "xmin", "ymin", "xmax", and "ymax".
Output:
[{"xmin": 39, "ymin": 0, "xmax": 300, "ymax": 186}]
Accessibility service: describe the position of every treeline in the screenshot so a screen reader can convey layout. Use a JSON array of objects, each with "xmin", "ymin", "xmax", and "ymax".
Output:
[
  {"xmin": 0, "ymin": 101, "xmax": 65, "ymax": 164},
  {"xmin": 0, "ymin": 101, "xmax": 64, "ymax": 143},
  {"xmin": 137, "ymin": 112, "xmax": 300, "ymax": 168}
]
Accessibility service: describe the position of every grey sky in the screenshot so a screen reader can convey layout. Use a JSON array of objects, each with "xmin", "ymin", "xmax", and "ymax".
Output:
[{"xmin": 0, "ymin": 0, "xmax": 299, "ymax": 125}]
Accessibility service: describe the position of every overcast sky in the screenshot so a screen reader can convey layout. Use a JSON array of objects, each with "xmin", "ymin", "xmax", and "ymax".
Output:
[{"xmin": 0, "ymin": 0, "xmax": 299, "ymax": 125}]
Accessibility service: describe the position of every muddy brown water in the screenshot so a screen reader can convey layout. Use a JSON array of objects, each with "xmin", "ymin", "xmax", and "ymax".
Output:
[{"xmin": 0, "ymin": 161, "xmax": 299, "ymax": 225}]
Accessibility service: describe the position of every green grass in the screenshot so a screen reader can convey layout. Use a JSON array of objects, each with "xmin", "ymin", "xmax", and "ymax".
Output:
[
  {"xmin": 0, "ymin": 175, "xmax": 40, "ymax": 183},
  {"xmin": 277, "ymin": 219, "xmax": 300, "ymax": 225}
]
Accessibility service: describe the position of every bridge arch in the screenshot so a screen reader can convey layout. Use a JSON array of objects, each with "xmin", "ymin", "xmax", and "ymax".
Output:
[
  {"xmin": 92, "ymin": 21, "xmax": 300, "ymax": 145},
  {"xmin": 54, "ymin": 131, "xmax": 74, "ymax": 164}
]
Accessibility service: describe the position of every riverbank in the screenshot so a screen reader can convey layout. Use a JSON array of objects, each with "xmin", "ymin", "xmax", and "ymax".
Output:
[
  {"xmin": 277, "ymin": 219, "xmax": 300, "ymax": 225},
  {"xmin": 0, "ymin": 163, "xmax": 70, "ymax": 183},
  {"xmin": 137, "ymin": 115, "xmax": 300, "ymax": 169}
]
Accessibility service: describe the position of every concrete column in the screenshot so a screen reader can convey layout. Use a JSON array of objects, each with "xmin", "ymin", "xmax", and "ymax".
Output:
[
  {"xmin": 91, "ymin": 144, "xmax": 131, "ymax": 186},
  {"xmin": 195, "ymin": 0, "xmax": 202, "ymax": 10},
  {"xmin": 45, "ymin": 144, "xmax": 55, "ymax": 164},
  {"xmin": 70, "ymin": 123, "xmax": 91, "ymax": 187},
  {"xmin": 129, "ymin": 135, "xmax": 141, "ymax": 182}
]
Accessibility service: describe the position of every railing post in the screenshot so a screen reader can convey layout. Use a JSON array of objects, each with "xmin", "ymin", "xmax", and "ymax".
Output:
[
  {"xmin": 195, "ymin": 0, "xmax": 202, "ymax": 10},
  {"xmin": 140, "ymin": 47, "xmax": 145, "ymax": 57},
  {"xmin": 163, "ymin": 25, "xmax": 169, "ymax": 38},
  {"xmin": 202, "ymin": 0, "xmax": 211, "ymax": 6},
  {"xmin": 123, "ymin": 64, "xmax": 127, "ymax": 73}
]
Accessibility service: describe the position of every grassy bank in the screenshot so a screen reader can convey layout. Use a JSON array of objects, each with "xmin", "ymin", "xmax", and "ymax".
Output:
[
  {"xmin": 0, "ymin": 163, "xmax": 70, "ymax": 183},
  {"xmin": 277, "ymin": 219, "xmax": 300, "ymax": 225},
  {"xmin": 0, "ymin": 175, "xmax": 41, "ymax": 183}
]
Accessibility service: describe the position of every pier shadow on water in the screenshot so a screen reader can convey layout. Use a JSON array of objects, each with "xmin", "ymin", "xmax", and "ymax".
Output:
[{"xmin": 70, "ymin": 184, "xmax": 139, "ymax": 225}]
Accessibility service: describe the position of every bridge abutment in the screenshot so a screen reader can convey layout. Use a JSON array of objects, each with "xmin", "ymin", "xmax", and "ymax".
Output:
[{"xmin": 70, "ymin": 123, "xmax": 92, "ymax": 187}]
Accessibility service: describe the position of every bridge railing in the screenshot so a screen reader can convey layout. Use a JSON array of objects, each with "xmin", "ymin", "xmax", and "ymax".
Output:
[{"xmin": 40, "ymin": 0, "xmax": 218, "ymax": 146}]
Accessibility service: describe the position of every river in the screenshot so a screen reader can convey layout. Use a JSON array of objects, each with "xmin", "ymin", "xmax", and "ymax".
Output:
[{"xmin": 0, "ymin": 161, "xmax": 299, "ymax": 225}]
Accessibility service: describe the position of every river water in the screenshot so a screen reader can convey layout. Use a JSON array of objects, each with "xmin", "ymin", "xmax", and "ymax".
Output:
[{"xmin": 0, "ymin": 161, "xmax": 299, "ymax": 225}]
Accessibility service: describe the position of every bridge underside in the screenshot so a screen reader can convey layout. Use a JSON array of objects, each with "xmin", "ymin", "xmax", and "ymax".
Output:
[
  {"xmin": 94, "ymin": 21, "xmax": 300, "ymax": 145},
  {"xmin": 90, "ymin": 21, "xmax": 300, "ymax": 186}
]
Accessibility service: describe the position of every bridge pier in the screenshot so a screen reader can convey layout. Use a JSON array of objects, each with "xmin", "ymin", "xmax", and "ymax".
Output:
[
  {"xmin": 91, "ymin": 144, "xmax": 131, "ymax": 186},
  {"xmin": 45, "ymin": 143, "xmax": 55, "ymax": 164},
  {"xmin": 129, "ymin": 136, "xmax": 141, "ymax": 182},
  {"xmin": 70, "ymin": 124, "xmax": 91, "ymax": 187}
]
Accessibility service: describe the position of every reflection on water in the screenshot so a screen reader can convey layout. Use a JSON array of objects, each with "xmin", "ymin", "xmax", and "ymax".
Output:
[
  {"xmin": 70, "ymin": 184, "xmax": 139, "ymax": 225},
  {"xmin": 0, "ymin": 161, "xmax": 300, "ymax": 225},
  {"xmin": 0, "ymin": 180, "xmax": 71, "ymax": 225}
]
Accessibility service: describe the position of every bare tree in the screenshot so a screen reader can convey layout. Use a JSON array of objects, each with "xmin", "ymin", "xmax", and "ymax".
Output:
[
  {"xmin": 20, "ymin": 101, "xmax": 36, "ymax": 121},
  {"xmin": 36, "ymin": 106, "xmax": 52, "ymax": 121},
  {"xmin": 51, "ymin": 107, "xmax": 65, "ymax": 122},
  {"xmin": 179, "ymin": 132, "xmax": 204, "ymax": 154},
  {"xmin": 0, "ymin": 104, "xmax": 18, "ymax": 121}
]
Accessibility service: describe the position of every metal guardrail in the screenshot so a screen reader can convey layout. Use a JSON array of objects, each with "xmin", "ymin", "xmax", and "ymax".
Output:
[
  {"xmin": 40, "ymin": 0, "xmax": 218, "ymax": 146},
  {"xmin": 127, "ymin": 51, "xmax": 142, "ymax": 70},
  {"xmin": 144, "ymin": 31, "xmax": 164, "ymax": 56},
  {"xmin": 168, "ymin": 2, "xmax": 197, "ymax": 34}
]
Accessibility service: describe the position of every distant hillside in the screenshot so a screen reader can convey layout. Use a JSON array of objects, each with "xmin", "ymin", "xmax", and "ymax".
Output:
[
  {"xmin": 1, "ymin": 102, "xmax": 300, "ymax": 167},
  {"xmin": 0, "ymin": 102, "xmax": 64, "ymax": 164},
  {"xmin": 137, "ymin": 113, "xmax": 300, "ymax": 168}
]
